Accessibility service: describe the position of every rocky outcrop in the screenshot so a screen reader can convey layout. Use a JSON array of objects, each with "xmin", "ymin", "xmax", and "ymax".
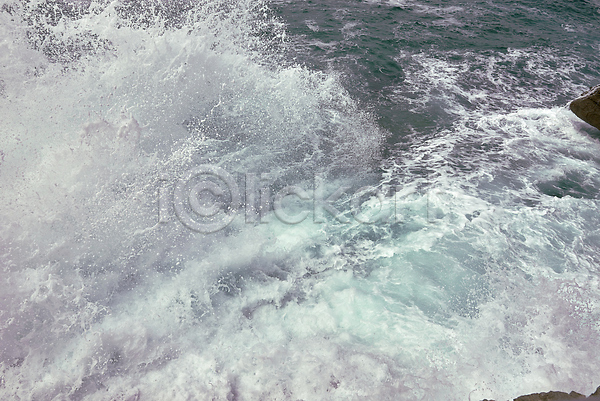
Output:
[
  {"xmin": 481, "ymin": 386, "xmax": 600, "ymax": 401},
  {"xmin": 570, "ymin": 85, "xmax": 600, "ymax": 131},
  {"xmin": 514, "ymin": 390, "xmax": 586, "ymax": 400}
]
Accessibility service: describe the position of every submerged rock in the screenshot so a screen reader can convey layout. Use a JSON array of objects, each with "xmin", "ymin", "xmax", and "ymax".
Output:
[{"xmin": 570, "ymin": 85, "xmax": 600, "ymax": 131}]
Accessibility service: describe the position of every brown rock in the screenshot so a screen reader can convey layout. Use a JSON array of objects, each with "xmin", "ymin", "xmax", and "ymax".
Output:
[
  {"xmin": 480, "ymin": 386, "xmax": 600, "ymax": 401},
  {"xmin": 514, "ymin": 391, "xmax": 586, "ymax": 400},
  {"xmin": 570, "ymin": 85, "xmax": 600, "ymax": 131},
  {"xmin": 589, "ymin": 386, "xmax": 600, "ymax": 400}
]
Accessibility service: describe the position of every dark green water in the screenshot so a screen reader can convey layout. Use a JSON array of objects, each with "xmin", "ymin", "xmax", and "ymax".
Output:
[{"xmin": 274, "ymin": 0, "xmax": 600, "ymax": 140}]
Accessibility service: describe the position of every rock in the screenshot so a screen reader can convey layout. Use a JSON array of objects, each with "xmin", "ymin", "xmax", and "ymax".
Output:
[
  {"xmin": 589, "ymin": 387, "xmax": 600, "ymax": 400},
  {"xmin": 570, "ymin": 84, "xmax": 600, "ymax": 131},
  {"xmin": 514, "ymin": 391, "xmax": 586, "ymax": 401},
  {"xmin": 479, "ymin": 386, "xmax": 600, "ymax": 401}
]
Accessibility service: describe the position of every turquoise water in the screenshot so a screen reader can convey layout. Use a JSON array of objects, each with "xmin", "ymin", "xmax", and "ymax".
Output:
[{"xmin": 0, "ymin": 1, "xmax": 599, "ymax": 400}]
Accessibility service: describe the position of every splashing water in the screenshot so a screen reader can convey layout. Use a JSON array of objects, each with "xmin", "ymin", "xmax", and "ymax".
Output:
[{"xmin": 1, "ymin": 1, "xmax": 600, "ymax": 400}]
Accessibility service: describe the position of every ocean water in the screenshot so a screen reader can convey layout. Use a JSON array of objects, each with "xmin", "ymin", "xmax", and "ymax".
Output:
[{"xmin": 1, "ymin": 0, "xmax": 600, "ymax": 400}]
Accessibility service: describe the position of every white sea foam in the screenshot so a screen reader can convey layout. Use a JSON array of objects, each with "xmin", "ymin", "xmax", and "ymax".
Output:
[{"xmin": 1, "ymin": 1, "xmax": 600, "ymax": 400}]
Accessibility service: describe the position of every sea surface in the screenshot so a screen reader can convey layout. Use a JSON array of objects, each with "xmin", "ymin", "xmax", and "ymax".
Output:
[{"xmin": 1, "ymin": 0, "xmax": 600, "ymax": 400}]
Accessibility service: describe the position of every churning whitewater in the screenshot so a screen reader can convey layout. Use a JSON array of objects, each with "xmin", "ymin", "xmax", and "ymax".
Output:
[{"xmin": 1, "ymin": 0, "xmax": 600, "ymax": 400}]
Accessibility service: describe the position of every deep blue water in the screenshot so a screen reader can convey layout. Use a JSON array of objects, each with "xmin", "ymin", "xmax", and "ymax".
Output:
[{"xmin": 1, "ymin": 0, "xmax": 600, "ymax": 400}]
